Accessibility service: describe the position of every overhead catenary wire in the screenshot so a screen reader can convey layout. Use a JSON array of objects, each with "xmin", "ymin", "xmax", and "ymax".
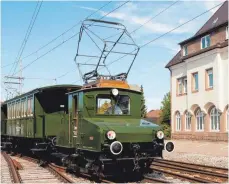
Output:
[
  {"xmin": 56, "ymin": 0, "xmax": 178, "ymax": 82},
  {"xmin": 21, "ymin": 1, "xmax": 113, "ymax": 61},
  {"xmin": 13, "ymin": 1, "xmax": 130, "ymax": 76},
  {"xmin": 9, "ymin": 0, "xmax": 43, "ymax": 76},
  {"xmin": 71, "ymin": 1, "xmax": 224, "ymax": 84}
]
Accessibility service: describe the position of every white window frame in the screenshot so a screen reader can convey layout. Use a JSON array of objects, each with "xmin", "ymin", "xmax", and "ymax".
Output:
[
  {"xmin": 201, "ymin": 35, "xmax": 210, "ymax": 49},
  {"xmin": 183, "ymin": 77, "xmax": 187, "ymax": 94},
  {"xmin": 226, "ymin": 26, "xmax": 228, "ymax": 40},
  {"xmin": 206, "ymin": 68, "xmax": 213, "ymax": 89},
  {"xmin": 210, "ymin": 107, "xmax": 220, "ymax": 132},
  {"xmin": 176, "ymin": 112, "xmax": 181, "ymax": 131},
  {"xmin": 183, "ymin": 45, "xmax": 188, "ymax": 56},
  {"xmin": 185, "ymin": 111, "xmax": 191, "ymax": 131},
  {"xmin": 193, "ymin": 73, "xmax": 199, "ymax": 91},
  {"xmin": 196, "ymin": 110, "xmax": 204, "ymax": 131},
  {"xmin": 178, "ymin": 79, "xmax": 183, "ymax": 95},
  {"xmin": 227, "ymin": 107, "xmax": 229, "ymax": 132}
]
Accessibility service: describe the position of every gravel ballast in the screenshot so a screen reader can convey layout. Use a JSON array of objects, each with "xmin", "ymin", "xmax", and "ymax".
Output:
[{"xmin": 163, "ymin": 151, "xmax": 228, "ymax": 169}]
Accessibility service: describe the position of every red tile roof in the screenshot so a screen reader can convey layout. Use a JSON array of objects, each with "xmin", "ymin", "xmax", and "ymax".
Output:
[{"xmin": 147, "ymin": 109, "xmax": 162, "ymax": 118}]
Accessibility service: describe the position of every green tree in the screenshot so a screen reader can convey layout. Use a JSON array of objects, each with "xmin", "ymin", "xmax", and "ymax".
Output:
[
  {"xmin": 159, "ymin": 92, "xmax": 171, "ymax": 138},
  {"xmin": 160, "ymin": 92, "xmax": 171, "ymax": 123},
  {"xmin": 140, "ymin": 85, "xmax": 147, "ymax": 118}
]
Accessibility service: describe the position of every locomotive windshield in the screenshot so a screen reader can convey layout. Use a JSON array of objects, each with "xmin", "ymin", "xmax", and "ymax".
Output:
[{"xmin": 97, "ymin": 95, "xmax": 130, "ymax": 115}]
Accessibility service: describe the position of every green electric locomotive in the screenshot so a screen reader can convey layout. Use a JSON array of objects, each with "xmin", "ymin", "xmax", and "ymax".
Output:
[{"xmin": 49, "ymin": 79, "xmax": 174, "ymax": 176}]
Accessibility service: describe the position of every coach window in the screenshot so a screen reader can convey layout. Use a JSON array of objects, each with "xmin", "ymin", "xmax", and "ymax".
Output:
[
  {"xmin": 24, "ymin": 98, "xmax": 27, "ymax": 117},
  {"xmin": 9, "ymin": 104, "xmax": 12, "ymax": 119},
  {"xmin": 7, "ymin": 104, "xmax": 10, "ymax": 119},
  {"xmin": 11, "ymin": 102, "xmax": 15, "ymax": 119},
  {"xmin": 27, "ymin": 96, "xmax": 34, "ymax": 116},
  {"xmin": 16, "ymin": 101, "xmax": 20, "ymax": 118}
]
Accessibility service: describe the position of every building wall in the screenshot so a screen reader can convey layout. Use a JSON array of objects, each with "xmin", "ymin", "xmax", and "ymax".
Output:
[
  {"xmin": 170, "ymin": 46, "xmax": 228, "ymax": 141},
  {"xmin": 181, "ymin": 26, "xmax": 227, "ymax": 56}
]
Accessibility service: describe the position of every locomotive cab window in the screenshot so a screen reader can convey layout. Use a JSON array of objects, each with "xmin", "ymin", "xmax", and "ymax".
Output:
[
  {"xmin": 96, "ymin": 95, "xmax": 130, "ymax": 115},
  {"xmin": 113, "ymin": 95, "xmax": 130, "ymax": 115},
  {"xmin": 97, "ymin": 96, "xmax": 112, "ymax": 115}
]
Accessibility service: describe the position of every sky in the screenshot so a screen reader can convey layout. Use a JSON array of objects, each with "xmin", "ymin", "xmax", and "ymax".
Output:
[{"xmin": 1, "ymin": 0, "xmax": 224, "ymax": 111}]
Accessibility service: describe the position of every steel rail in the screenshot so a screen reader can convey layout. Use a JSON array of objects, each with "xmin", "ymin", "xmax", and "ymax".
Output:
[
  {"xmin": 2, "ymin": 152, "xmax": 21, "ymax": 183},
  {"xmin": 150, "ymin": 166, "xmax": 215, "ymax": 183},
  {"xmin": 154, "ymin": 158, "xmax": 228, "ymax": 171},
  {"xmin": 48, "ymin": 163, "xmax": 74, "ymax": 183},
  {"xmin": 152, "ymin": 162, "xmax": 228, "ymax": 178},
  {"xmin": 143, "ymin": 175, "xmax": 168, "ymax": 183}
]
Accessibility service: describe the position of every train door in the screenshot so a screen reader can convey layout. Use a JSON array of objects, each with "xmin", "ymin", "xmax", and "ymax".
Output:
[{"xmin": 72, "ymin": 95, "xmax": 81, "ymax": 147}]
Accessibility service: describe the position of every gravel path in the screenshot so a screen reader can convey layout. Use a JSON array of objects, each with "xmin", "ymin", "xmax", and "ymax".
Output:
[{"xmin": 163, "ymin": 151, "xmax": 228, "ymax": 169}]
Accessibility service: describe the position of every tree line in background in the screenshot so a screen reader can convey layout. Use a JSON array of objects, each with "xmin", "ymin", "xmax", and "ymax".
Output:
[{"xmin": 141, "ymin": 86, "xmax": 171, "ymax": 138}]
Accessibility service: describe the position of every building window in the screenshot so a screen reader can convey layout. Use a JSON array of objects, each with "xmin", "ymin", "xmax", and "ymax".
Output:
[
  {"xmin": 177, "ymin": 77, "xmax": 187, "ymax": 95},
  {"xmin": 226, "ymin": 26, "xmax": 228, "ymax": 40},
  {"xmin": 185, "ymin": 111, "xmax": 191, "ymax": 131},
  {"xmin": 196, "ymin": 109, "xmax": 204, "ymax": 131},
  {"xmin": 183, "ymin": 45, "xmax": 188, "ymax": 56},
  {"xmin": 176, "ymin": 112, "xmax": 181, "ymax": 131},
  {"xmin": 177, "ymin": 79, "xmax": 183, "ymax": 95},
  {"xmin": 210, "ymin": 107, "xmax": 220, "ymax": 131},
  {"xmin": 201, "ymin": 35, "xmax": 210, "ymax": 49},
  {"xmin": 206, "ymin": 68, "xmax": 213, "ymax": 89},
  {"xmin": 192, "ymin": 72, "xmax": 199, "ymax": 91},
  {"xmin": 183, "ymin": 77, "xmax": 187, "ymax": 94},
  {"xmin": 227, "ymin": 107, "xmax": 229, "ymax": 131}
]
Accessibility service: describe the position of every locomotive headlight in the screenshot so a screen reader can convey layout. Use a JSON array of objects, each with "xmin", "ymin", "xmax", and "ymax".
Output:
[
  {"xmin": 107, "ymin": 130, "xmax": 116, "ymax": 140},
  {"xmin": 156, "ymin": 131, "xmax": 164, "ymax": 139},
  {"xmin": 111, "ymin": 88, "xmax": 119, "ymax": 96}
]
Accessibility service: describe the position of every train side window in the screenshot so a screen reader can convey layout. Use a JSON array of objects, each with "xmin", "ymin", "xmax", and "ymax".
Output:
[
  {"xmin": 16, "ymin": 101, "xmax": 20, "ymax": 118},
  {"xmin": 27, "ymin": 96, "xmax": 33, "ymax": 116},
  {"xmin": 23, "ymin": 99, "xmax": 27, "ymax": 117},
  {"xmin": 12, "ymin": 103, "xmax": 14, "ymax": 119},
  {"xmin": 7, "ymin": 104, "xmax": 10, "ymax": 119},
  {"xmin": 97, "ymin": 97, "xmax": 112, "ymax": 115}
]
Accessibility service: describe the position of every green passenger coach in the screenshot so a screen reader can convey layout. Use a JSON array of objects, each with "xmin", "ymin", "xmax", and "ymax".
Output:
[{"xmin": 1, "ymin": 85, "xmax": 80, "ymax": 151}]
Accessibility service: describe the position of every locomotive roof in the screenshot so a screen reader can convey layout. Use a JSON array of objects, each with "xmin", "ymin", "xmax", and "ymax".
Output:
[
  {"xmin": 2, "ymin": 84, "xmax": 81, "ymax": 104},
  {"xmin": 68, "ymin": 79, "xmax": 141, "ymax": 94},
  {"xmin": 67, "ymin": 86, "xmax": 142, "ymax": 95}
]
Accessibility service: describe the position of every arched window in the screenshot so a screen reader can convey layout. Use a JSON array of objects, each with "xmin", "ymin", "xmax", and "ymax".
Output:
[
  {"xmin": 175, "ymin": 112, "xmax": 181, "ymax": 131},
  {"xmin": 196, "ymin": 109, "xmax": 204, "ymax": 131},
  {"xmin": 226, "ymin": 107, "xmax": 229, "ymax": 131},
  {"xmin": 185, "ymin": 111, "xmax": 191, "ymax": 131},
  {"xmin": 210, "ymin": 107, "xmax": 220, "ymax": 131}
]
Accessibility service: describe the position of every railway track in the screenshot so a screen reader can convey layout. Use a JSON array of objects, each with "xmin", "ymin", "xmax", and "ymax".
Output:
[
  {"xmin": 1, "ymin": 151, "xmax": 21, "ymax": 183},
  {"xmin": 151, "ymin": 158, "xmax": 228, "ymax": 183},
  {"xmin": 8, "ymin": 153, "xmax": 112, "ymax": 183}
]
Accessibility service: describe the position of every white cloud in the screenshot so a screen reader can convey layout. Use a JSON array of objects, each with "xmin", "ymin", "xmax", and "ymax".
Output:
[{"xmin": 78, "ymin": 3, "xmax": 194, "ymax": 35}]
